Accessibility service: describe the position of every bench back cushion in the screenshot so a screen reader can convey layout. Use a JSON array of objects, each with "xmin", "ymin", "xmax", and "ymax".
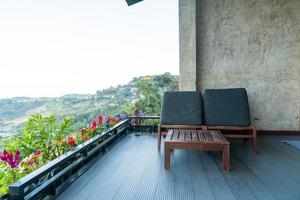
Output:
[
  {"xmin": 160, "ymin": 91, "xmax": 203, "ymax": 125},
  {"xmin": 203, "ymin": 88, "xmax": 250, "ymax": 126}
]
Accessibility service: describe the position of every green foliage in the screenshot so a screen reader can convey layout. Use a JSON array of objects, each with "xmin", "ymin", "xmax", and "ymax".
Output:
[
  {"xmin": 121, "ymin": 104, "xmax": 137, "ymax": 116},
  {"xmin": 135, "ymin": 76, "xmax": 161, "ymax": 115},
  {"xmin": 143, "ymin": 119, "xmax": 160, "ymax": 126},
  {"xmin": 0, "ymin": 114, "xmax": 120, "ymax": 196},
  {"xmin": 0, "ymin": 163, "xmax": 10, "ymax": 195},
  {"xmin": 3, "ymin": 114, "xmax": 74, "ymax": 161},
  {"xmin": 131, "ymin": 73, "xmax": 179, "ymax": 116},
  {"xmin": 0, "ymin": 114, "xmax": 75, "ymax": 195}
]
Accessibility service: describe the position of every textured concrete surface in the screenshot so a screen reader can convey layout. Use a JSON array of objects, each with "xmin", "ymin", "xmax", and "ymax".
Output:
[
  {"xmin": 179, "ymin": 0, "xmax": 300, "ymax": 130},
  {"xmin": 191, "ymin": 0, "xmax": 300, "ymax": 130},
  {"xmin": 179, "ymin": 0, "xmax": 197, "ymax": 91}
]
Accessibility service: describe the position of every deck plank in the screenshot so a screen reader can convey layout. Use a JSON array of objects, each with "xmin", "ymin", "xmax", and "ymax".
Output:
[
  {"xmin": 87, "ymin": 136, "xmax": 151, "ymax": 200},
  {"xmin": 228, "ymin": 155, "xmax": 275, "ymax": 200},
  {"xmin": 234, "ymin": 136, "xmax": 300, "ymax": 200},
  {"xmin": 186, "ymin": 151, "xmax": 215, "ymax": 200},
  {"xmin": 211, "ymin": 153, "xmax": 261, "ymax": 200},
  {"xmin": 172, "ymin": 150, "xmax": 195, "ymax": 200},
  {"xmin": 56, "ymin": 136, "xmax": 137, "ymax": 200},
  {"xmin": 132, "ymin": 140, "xmax": 162, "ymax": 200},
  {"xmin": 56, "ymin": 134, "xmax": 300, "ymax": 200},
  {"xmin": 153, "ymin": 154, "xmax": 174, "ymax": 200},
  {"xmin": 198, "ymin": 152, "xmax": 236, "ymax": 200},
  {"xmin": 113, "ymin": 135, "xmax": 155, "ymax": 200}
]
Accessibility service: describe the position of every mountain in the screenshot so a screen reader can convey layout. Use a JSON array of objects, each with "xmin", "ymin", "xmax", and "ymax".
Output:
[{"xmin": 0, "ymin": 73, "xmax": 179, "ymax": 137}]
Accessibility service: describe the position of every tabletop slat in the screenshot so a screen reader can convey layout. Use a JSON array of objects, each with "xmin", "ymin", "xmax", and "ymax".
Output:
[
  {"xmin": 165, "ymin": 130, "xmax": 173, "ymax": 141},
  {"xmin": 204, "ymin": 132, "xmax": 213, "ymax": 141},
  {"xmin": 185, "ymin": 130, "xmax": 192, "ymax": 141},
  {"xmin": 210, "ymin": 130, "xmax": 220, "ymax": 141},
  {"xmin": 191, "ymin": 131, "xmax": 199, "ymax": 141},
  {"xmin": 178, "ymin": 130, "xmax": 185, "ymax": 141},
  {"xmin": 198, "ymin": 130, "xmax": 206, "ymax": 141},
  {"xmin": 172, "ymin": 130, "xmax": 179, "ymax": 140},
  {"xmin": 166, "ymin": 129, "xmax": 228, "ymax": 144}
]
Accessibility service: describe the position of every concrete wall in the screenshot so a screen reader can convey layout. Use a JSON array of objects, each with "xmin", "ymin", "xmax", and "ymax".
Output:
[
  {"xmin": 179, "ymin": 0, "xmax": 300, "ymax": 130},
  {"xmin": 195, "ymin": 0, "xmax": 300, "ymax": 130},
  {"xmin": 179, "ymin": 0, "xmax": 197, "ymax": 91}
]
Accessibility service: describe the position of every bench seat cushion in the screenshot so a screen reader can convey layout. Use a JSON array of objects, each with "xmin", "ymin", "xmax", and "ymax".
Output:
[
  {"xmin": 203, "ymin": 88, "xmax": 250, "ymax": 126},
  {"xmin": 160, "ymin": 91, "xmax": 203, "ymax": 125}
]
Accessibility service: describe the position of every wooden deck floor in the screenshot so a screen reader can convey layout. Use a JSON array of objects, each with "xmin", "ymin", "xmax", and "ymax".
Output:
[{"xmin": 57, "ymin": 133, "xmax": 300, "ymax": 200}]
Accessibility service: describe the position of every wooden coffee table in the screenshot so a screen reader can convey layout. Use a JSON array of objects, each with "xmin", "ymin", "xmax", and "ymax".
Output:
[{"xmin": 164, "ymin": 129, "xmax": 230, "ymax": 172}]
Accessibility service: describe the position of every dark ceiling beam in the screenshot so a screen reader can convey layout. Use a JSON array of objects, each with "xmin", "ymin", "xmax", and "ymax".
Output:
[{"xmin": 125, "ymin": 0, "xmax": 144, "ymax": 6}]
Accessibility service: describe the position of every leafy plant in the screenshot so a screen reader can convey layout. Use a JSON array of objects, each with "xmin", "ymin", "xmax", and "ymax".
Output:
[
  {"xmin": 3, "ymin": 114, "xmax": 74, "ymax": 160},
  {"xmin": 0, "ymin": 113, "xmax": 124, "ymax": 196}
]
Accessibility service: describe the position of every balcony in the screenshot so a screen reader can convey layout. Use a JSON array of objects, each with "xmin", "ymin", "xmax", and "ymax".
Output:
[
  {"xmin": 5, "ymin": 117, "xmax": 300, "ymax": 200},
  {"xmin": 1, "ymin": 0, "xmax": 299, "ymax": 199},
  {"xmin": 58, "ymin": 133, "xmax": 300, "ymax": 200},
  {"xmin": 56, "ymin": 133, "xmax": 300, "ymax": 200}
]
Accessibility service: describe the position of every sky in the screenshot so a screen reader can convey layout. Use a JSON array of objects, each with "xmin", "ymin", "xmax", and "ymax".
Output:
[{"xmin": 0, "ymin": 0, "xmax": 179, "ymax": 98}]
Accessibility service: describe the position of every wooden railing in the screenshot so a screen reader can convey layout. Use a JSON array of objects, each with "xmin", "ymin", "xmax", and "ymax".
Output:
[
  {"xmin": 128, "ymin": 116, "xmax": 160, "ymax": 133},
  {"xmin": 2, "ymin": 116, "xmax": 160, "ymax": 200},
  {"xmin": 8, "ymin": 119, "xmax": 130, "ymax": 200}
]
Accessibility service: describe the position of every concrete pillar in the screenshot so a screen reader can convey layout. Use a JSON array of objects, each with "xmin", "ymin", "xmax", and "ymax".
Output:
[{"xmin": 179, "ymin": 0, "xmax": 197, "ymax": 91}]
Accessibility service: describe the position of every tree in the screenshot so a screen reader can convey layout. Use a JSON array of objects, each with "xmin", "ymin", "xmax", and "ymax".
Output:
[{"xmin": 129, "ymin": 73, "xmax": 179, "ymax": 116}]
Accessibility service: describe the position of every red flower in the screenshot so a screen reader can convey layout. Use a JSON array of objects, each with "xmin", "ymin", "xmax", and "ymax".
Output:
[
  {"xmin": 66, "ymin": 136, "xmax": 76, "ymax": 147},
  {"xmin": 109, "ymin": 117, "xmax": 118, "ymax": 124},
  {"xmin": 98, "ymin": 115, "xmax": 103, "ymax": 125},
  {"xmin": 91, "ymin": 120, "xmax": 97, "ymax": 129},
  {"xmin": 0, "ymin": 149, "xmax": 20, "ymax": 169},
  {"xmin": 104, "ymin": 116, "xmax": 111, "ymax": 124}
]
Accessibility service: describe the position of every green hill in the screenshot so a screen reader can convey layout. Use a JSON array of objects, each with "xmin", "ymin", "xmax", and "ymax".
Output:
[{"xmin": 0, "ymin": 73, "xmax": 178, "ymax": 137}]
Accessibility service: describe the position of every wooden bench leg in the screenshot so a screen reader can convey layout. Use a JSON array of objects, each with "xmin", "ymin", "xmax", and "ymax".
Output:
[
  {"xmin": 223, "ymin": 144, "xmax": 230, "ymax": 172},
  {"xmin": 164, "ymin": 143, "xmax": 171, "ymax": 169},
  {"xmin": 157, "ymin": 125, "xmax": 161, "ymax": 151},
  {"xmin": 251, "ymin": 137, "xmax": 257, "ymax": 154},
  {"xmin": 251, "ymin": 126, "xmax": 257, "ymax": 154}
]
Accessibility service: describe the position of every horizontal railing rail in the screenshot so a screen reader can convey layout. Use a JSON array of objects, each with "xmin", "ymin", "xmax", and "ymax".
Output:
[
  {"xmin": 128, "ymin": 116, "xmax": 160, "ymax": 133},
  {"xmin": 128, "ymin": 116, "xmax": 160, "ymax": 120},
  {"xmin": 8, "ymin": 119, "xmax": 130, "ymax": 200}
]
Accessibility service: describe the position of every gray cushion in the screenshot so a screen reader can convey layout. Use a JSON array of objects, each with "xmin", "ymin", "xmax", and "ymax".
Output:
[
  {"xmin": 203, "ymin": 88, "xmax": 250, "ymax": 126},
  {"xmin": 160, "ymin": 91, "xmax": 203, "ymax": 125}
]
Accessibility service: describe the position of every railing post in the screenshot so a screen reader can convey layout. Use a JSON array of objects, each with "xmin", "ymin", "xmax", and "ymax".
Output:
[
  {"xmin": 139, "ymin": 118, "xmax": 142, "ymax": 133},
  {"xmin": 9, "ymin": 185, "xmax": 24, "ymax": 200},
  {"xmin": 128, "ymin": 117, "xmax": 132, "ymax": 132}
]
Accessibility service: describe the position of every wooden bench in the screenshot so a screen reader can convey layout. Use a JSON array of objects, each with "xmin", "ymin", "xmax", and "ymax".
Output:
[{"xmin": 164, "ymin": 129, "xmax": 230, "ymax": 172}]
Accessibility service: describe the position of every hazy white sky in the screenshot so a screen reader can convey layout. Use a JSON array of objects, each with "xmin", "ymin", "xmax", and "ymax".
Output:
[{"xmin": 0, "ymin": 0, "xmax": 179, "ymax": 98}]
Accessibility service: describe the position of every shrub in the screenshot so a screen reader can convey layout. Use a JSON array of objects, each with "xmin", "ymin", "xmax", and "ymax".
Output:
[{"xmin": 0, "ymin": 114, "xmax": 124, "ymax": 196}]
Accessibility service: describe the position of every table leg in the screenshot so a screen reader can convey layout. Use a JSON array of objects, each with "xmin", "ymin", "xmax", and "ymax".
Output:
[
  {"xmin": 223, "ymin": 144, "xmax": 230, "ymax": 172},
  {"xmin": 164, "ymin": 143, "xmax": 171, "ymax": 169}
]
